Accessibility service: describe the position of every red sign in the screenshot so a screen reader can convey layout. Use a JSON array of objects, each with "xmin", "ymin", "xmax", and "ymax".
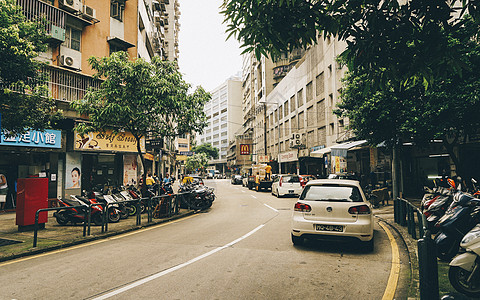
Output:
[{"xmin": 240, "ymin": 144, "xmax": 250, "ymax": 155}]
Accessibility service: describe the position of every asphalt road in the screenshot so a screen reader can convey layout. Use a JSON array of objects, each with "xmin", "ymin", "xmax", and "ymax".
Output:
[{"xmin": 0, "ymin": 179, "xmax": 397, "ymax": 299}]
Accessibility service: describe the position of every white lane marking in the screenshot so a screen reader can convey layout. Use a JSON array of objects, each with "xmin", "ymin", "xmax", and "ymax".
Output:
[
  {"xmin": 241, "ymin": 190, "xmax": 246, "ymax": 193},
  {"xmin": 251, "ymin": 195, "xmax": 257, "ymax": 199},
  {"xmin": 92, "ymin": 224, "xmax": 265, "ymax": 300},
  {"xmin": 264, "ymin": 203, "xmax": 278, "ymax": 213}
]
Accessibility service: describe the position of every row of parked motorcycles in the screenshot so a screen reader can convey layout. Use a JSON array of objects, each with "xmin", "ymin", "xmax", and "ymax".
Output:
[
  {"xmin": 53, "ymin": 179, "xmax": 216, "ymax": 227},
  {"xmin": 421, "ymin": 176, "xmax": 480, "ymax": 297}
]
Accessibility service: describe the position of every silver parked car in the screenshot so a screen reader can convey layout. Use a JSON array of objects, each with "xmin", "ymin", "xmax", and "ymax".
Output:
[{"xmin": 271, "ymin": 174, "xmax": 304, "ymax": 197}]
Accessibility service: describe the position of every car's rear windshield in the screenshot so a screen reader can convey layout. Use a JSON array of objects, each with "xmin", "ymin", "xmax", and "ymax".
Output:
[
  {"xmin": 282, "ymin": 176, "xmax": 300, "ymax": 183},
  {"xmin": 299, "ymin": 184, "xmax": 363, "ymax": 202}
]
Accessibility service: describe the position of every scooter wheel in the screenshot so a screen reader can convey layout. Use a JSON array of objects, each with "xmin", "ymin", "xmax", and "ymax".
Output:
[
  {"xmin": 127, "ymin": 204, "xmax": 137, "ymax": 216},
  {"xmin": 55, "ymin": 211, "xmax": 69, "ymax": 225},
  {"xmin": 108, "ymin": 208, "xmax": 121, "ymax": 223},
  {"xmin": 449, "ymin": 266, "xmax": 480, "ymax": 297}
]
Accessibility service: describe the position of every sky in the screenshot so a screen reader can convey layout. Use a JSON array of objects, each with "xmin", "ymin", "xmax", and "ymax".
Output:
[{"xmin": 178, "ymin": 0, "xmax": 243, "ymax": 92}]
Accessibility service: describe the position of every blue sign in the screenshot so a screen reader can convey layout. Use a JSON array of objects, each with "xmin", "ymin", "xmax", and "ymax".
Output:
[
  {"xmin": 179, "ymin": 151, "xmax": 194, "ymax": 156},
  {"xmin": 1, "ymin": 129, "xmax": 62, "ymax": 148}
]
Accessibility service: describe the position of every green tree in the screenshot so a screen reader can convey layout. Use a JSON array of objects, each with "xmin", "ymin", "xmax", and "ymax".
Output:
[
  {"xmin": 336, "ymin": 33, "xmax": 480, "ymax": 179},
  {"xmin": 192, "ymin": 143, "xmax": 219, "ymax": 160},
  {"xmin": 221, "ymin": 0, "xmax": 477, "ymax": 87},
  {"xmin": 71, "ymin": 52, "xmax": 211, "ymax": 191},
  {"xmin": 185, "ymin": 153, "xmax": 208, "ymax": 174},
  {"xmin": 0, "ymin": 0, "xmax": 59, "ymax": 135}
]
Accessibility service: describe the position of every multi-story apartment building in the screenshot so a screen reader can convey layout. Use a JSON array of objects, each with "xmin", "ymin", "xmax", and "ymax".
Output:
[
  {"xmin": 197, "ymin": 76, "xmax": 242, "ymax": 174},
  {"xmin": 0, "ymin": 0, "xmax": 179, "ymax": 208}
]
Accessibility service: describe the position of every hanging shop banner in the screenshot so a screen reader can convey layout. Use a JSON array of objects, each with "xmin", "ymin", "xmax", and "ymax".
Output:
[
  {"xmin": 123, "ymin": 154, "xmax": 139, "ymax": 186},
  {"xmin": 65, "ymin": 153, "xmax": 82, "ymax": 190},
  {"xmin": 0, "ymin": 129, "xmax": 61, "ymax": 148},
  {"xmin": 240, "ymin": 144, "xmax": 250, "ymax": 155},
  {"xmin": 74, "ymin": 130, "xmax": 145, "ymax": 153},
  {"xmin": 331, "ymin": 156, "xmax": 347, "ymax": 174}
]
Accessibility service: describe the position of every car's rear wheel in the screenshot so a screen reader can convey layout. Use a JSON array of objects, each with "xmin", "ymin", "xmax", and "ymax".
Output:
[
  {"xmin": 291, "ymin": 234, "xmax": 304, "ymax": 246},
  {"xmin": 362, "ymin": 237, "xmax": 374, "ymax": 252}
]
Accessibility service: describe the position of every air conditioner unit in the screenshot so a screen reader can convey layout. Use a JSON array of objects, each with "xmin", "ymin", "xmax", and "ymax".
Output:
[
  {"xmin": 59, "ymin": 46, "xmax": 81, "ymax": 70},
  {"xmin": 59, "ymin": 0, "xmax": 81, "ymax": 12},
  {"xmin": 82, "ymin": 5, "xmax": 96, "ymax": 20},
  {"xmin": 290, "ymin": 133, "xmax": 304, "ymax": 149}
]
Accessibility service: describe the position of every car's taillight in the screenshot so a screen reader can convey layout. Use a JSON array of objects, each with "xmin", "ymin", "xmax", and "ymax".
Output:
[
  {"xmin": 294, "ymin": 202, "xmax": 311, "ymax": 212},
  {"xmin": 300, "ymin": 178, "xmax": 306, "ymax": 188},
  {"xmin": 279, "ymin": 177, "xmax": 283, "ymax": 187},
  {"xmin": 348, "ymin": 205, "xmax": 371, "ymax": 214}
]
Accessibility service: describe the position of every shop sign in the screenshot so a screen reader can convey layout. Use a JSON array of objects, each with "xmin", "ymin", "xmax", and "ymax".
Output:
[
  {"xmin": 258, "ymin": 155, "xmax": 269, "ymax": 163},
  {"xmin": 75, "ymin": 130, "xmax": 145, "ymax": 153},
  {"xmin": 179, "ymin": 151, "xmax": 193, "ymax": 156},
  {"xmin": 240, "ymin": 144, "xmax": 250, "ymax": 155},
  {"xmin": 278, "ymin": 150, "xmax": 297, "ymax": 163},
  {"xmin": 0, "ymin": 129, "xmax": 61, "ymax": 148},
  {"xmin": 144, "ymin": 153, "xmax": 154, "ymax": 161},
  {"xmin": 311, "ymin": 145, "xmax": 325, "ymax": 152}
]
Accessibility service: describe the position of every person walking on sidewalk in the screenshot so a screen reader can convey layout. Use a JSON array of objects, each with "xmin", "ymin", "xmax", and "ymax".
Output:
[{"xmin": 0, "ymin": 173, "xmax": 7, "ymax": 210}]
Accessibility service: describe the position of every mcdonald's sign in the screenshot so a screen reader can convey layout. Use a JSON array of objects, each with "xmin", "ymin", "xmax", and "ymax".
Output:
[{"xmin": 240, "ymin": 144, "xmax": 250, "ymax": 155}]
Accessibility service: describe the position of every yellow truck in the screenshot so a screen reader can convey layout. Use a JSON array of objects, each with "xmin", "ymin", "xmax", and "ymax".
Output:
[{"xmin": 247, "ymin": 164, "xmax": 273, "ymax": 191}]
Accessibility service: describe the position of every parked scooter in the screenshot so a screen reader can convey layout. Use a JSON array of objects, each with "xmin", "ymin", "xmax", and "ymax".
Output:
[
  {"xmin": 178, "ymin": 182, "xmax": 215, "ymax": 210},
  {"xmin": 449, "ymin": 223, "xmax": 480, "ymax": 297},
  {"xmin": 434, "ymin": 193, "xmax": 480, "ymax": 261},
  {"xmin": 87, "ymin": 190, "xmax": 122, "ymax": 223},
  {"xmin": 54, "ymin": 195, "xmax": 104, "ymax": 225},
  {"xmin": 421, "ymin": 186, "xmax": 454, "ymax": 232}
]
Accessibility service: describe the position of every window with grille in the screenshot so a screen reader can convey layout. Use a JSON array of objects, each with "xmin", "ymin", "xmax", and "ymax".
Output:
[
  {"xmin": 111, "ymin": 0, "xmax": 125, "ymax": 21},
  {"xmin": 65, "ymin": 26, "xmax": 81, "ymax": 51}
]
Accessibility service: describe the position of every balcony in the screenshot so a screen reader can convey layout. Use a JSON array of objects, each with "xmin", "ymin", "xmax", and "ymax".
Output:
[{"xmin": 18, "ymin": 0, "xmax": 67, "ymax": 43}]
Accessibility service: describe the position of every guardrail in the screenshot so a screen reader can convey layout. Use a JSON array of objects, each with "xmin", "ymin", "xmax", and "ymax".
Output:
[
  {"xmin": 394, "ymin": 198, "xmax": 439, "ymax": 300},
  {"xmin": 32, "ymin": 192, "xmax": 194, "ymax": 248}
]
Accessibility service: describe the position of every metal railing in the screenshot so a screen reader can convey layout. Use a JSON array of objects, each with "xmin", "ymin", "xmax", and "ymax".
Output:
[
  {"xmin": 394, "ymin": 198, "xmax": 439, "ymax": 300},
  {"xmin": 32, "ymin": 192, "xmax": 193, "ymax": 248}
]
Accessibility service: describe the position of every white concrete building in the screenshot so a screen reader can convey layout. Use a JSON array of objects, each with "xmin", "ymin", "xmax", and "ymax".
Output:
[{"xmin": 197, "ymin": 76, "xmax": 243, "ymax": 172}]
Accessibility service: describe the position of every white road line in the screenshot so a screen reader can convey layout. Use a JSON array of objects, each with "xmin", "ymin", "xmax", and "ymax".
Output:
[
  {"xmin": 251, "ymin": 195, "xmax": 257, "ymax": 199},
  {"xmin": 264, "ymin": 203, "xmax": 278, "ymax": 213},
  {"xmin": 92, "ymin": 224, "xmax": 265, "ymax": 300}
]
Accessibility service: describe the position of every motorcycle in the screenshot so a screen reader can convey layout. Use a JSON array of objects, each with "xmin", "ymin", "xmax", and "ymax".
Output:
[
  {"xmin": 178, "ymin": 182, "xmax": 215, "ymax": 211},
  {"xmin": 421, "ymin": 186, "xmax": 454, "ymax": 232},
  {"xmin": 54, "ymin": 195, "xmax": 104, "ymax": 226},
  {"xmin": 434, "ymin": 193, "xmax": 480, "ymax": 261},
  {"xmin": 449, "ymin": 223, "xmax": 480, "ymax": 297},
  {"xmin": 87, "ymin": 190, "xmax": 122, "ymax": 223}
]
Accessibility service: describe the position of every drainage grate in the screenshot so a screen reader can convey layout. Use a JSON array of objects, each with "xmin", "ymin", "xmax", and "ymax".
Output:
[{"xmin": 0, "ymin": 238, "xmax": 23, "ymax": 247}]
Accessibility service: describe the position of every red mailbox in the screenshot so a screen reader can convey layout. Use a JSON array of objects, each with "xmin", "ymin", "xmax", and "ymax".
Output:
[{"xmin": 16, "ymin": 178, "xmax": 48, "ymax": 229}]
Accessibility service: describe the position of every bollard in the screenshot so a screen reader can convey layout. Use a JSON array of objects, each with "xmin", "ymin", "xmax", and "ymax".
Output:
[{"xmin": 418, "ymin": 235, "xmax": 439, "ymax": 300}]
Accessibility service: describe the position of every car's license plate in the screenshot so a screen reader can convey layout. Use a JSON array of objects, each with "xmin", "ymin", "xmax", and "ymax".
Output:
[
  {"xmin": 315, "ymin": 224, "xmax": 344, "ymax": 232},
  {"xmin": 288, "ymin": 190, "xmax": 294, "ymax": 193}
]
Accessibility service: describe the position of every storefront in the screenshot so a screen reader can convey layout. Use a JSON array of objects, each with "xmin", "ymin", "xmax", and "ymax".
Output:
[
  {"xmin": 278, "ymin": 150, "xmax": 298, "ymax": 174},
  {"xmin": 65, "ymin": 130, "xmax": 145, "ymax": 198},
  {"xmin": 0, "ymin": 129, "xmax": 63, "ymax": 209}
]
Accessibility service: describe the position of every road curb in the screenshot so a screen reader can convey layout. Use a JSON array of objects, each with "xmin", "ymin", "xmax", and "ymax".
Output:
[
  {"xmin": 0, "ymin": 210, "xmax": 198, "ymax": 263},
  {"xmin": 376, "ymin": 215, "xmax": 420, "ymax": 299}
]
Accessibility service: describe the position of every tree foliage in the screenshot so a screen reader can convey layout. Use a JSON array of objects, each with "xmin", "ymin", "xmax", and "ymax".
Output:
[
  {"xmin": 185, "ymin": 153, "xmax": 208, "ymax": 173},
  {"xmin": 336, "ymin": 30, "xmax": 480, "ymax": 176},
  {"xmin": 221, "ymin": 0, "xmax": 479, "ymax": 87},
  {"xmin": 71, "ymin": 52, "xmax": 211, "ymax": 186},
  {"xmin": 0, "ymin": 0, "xmax": 59, "ymax": 135},
  {"xmin": 192, "ymin": 143, "xmax": 219, "ymax": 159}
]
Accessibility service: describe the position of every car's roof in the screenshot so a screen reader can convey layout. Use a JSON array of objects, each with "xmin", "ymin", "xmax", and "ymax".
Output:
[{"xmin": 306, "ymin": 179, "xmax": 362, "ymax": 187}]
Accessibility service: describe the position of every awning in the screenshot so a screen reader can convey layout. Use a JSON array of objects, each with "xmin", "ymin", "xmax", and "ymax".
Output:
[
  {"xmin": 310, "ymin": 146, "xmax": 332, "ymax": 157},
  {"xmin": 331, "ymin": 140, "xmax": 368, "ymax": 157}
]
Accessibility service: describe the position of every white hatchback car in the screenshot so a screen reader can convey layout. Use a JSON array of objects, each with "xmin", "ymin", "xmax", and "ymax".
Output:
[
  {"xmin": 291, "ymin": 179, "xmax": 374, "ymax": 251},
  {"xmin": 271, "ymin": 174, "xmax": 304, "ymax": 197}
]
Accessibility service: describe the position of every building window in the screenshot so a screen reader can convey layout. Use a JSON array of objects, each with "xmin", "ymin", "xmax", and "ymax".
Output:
[
  {"xmin": 65, "ymin": 26, "xmax": 81, "ymax": 51},
  {"xmin": 111, "ymin": 0, "xmax": 125, "ymax": 21}
]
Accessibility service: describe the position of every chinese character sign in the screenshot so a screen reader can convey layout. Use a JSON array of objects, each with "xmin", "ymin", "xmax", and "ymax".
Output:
[{"xmin": 0, "ymin": 129, "xmax": 61, "ymax": 148}]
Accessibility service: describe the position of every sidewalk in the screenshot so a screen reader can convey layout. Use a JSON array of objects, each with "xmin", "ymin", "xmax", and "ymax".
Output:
[{"xmin": 0, "ymin": 208, "xmax": 196, "ymax": 262}]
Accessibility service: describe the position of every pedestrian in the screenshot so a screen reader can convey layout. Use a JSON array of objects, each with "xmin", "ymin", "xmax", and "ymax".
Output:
[
  {"xmin": 0, "ymin": 172, "xmax": 7, "ymax": 210},
  {"xmin": 146, "ymin": 172, "xmax": 155, "ymax": 187},
  {"xmin": 163, "ymin": 173, "xmax": 172, "ymax": 185},
  {"xmin": 265, "ymin": 164, "xmax": 272, "ymax": 180}
]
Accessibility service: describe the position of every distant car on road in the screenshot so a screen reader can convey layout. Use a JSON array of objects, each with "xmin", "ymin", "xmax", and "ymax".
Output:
[
  {"xmin": 271, "ymin": 174, "xmax": 304, "ymax": 197},
  {"xmin": 231, "ymin": 175, "xmax": 242, "ymax": 185},
  {"xmin": 291, "ymin": 179, "xmax": 374, "ymax": 251}
]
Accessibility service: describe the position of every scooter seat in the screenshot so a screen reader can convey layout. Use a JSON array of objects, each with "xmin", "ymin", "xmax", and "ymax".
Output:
[{"xmin": 64, "ymin": 198, "xmax": 87, "ymax": 207}]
